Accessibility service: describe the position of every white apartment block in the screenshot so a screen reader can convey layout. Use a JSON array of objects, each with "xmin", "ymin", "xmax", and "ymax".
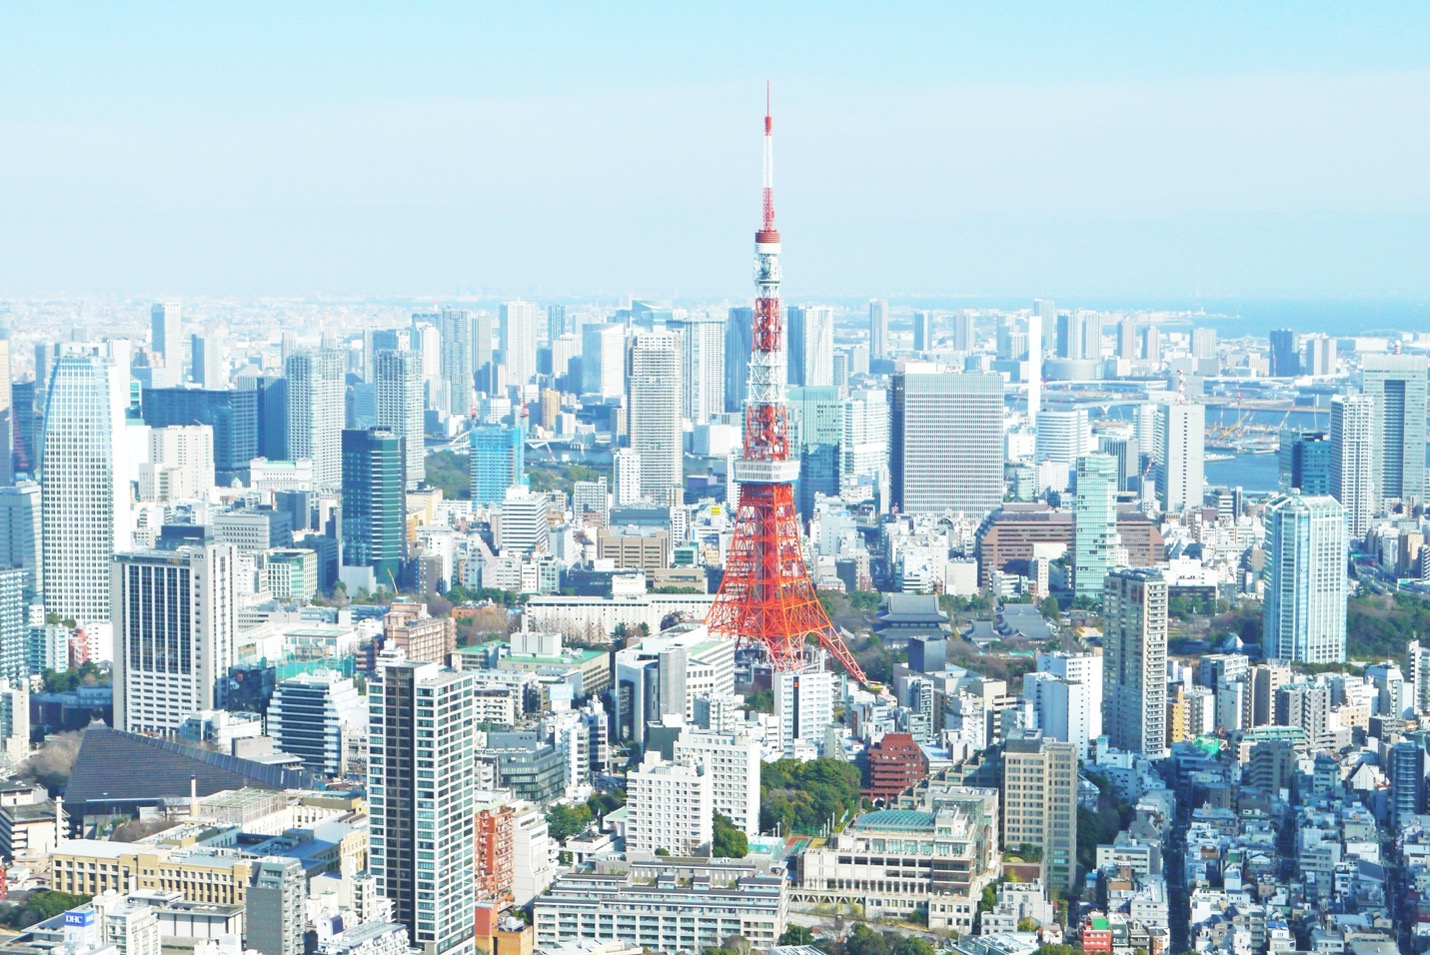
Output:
[
  {"xmin": 627, "ymin": 751, "xmax": 713, "ymax": 857},
  {"xmin": 674, "ymin": 727, "xmax": 761, "ymax": 837}
]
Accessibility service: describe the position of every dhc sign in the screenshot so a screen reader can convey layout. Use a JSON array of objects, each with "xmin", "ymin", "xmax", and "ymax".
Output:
[{"xmin": 63, "ymin": 910, "xmax": 95, "ymax": 928}]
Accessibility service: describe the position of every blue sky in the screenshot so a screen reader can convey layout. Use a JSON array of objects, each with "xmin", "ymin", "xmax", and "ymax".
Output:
[{"xmin": 2, "ymin": 2, "xmax": 1428, "ymax": 299}]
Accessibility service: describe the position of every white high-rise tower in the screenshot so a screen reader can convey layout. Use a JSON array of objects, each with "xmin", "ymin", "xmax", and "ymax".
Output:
[
  {"xmin": 286, "ymin": 348, "xmax": 346, "ymax": 492},
  {"xmin": 375, "ymin": 349, "xmax": 425, "ymax": 489},
  {"xmin": 500, "ymin": 300, "xmax": 540, "ymax": 386},
  {"xmin": 627, "ymin": 330, "xmax": 682, "ymax": 500}
]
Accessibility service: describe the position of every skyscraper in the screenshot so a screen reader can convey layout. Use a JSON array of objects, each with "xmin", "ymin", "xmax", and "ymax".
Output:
[
  {"xmin": 1026, "ymin": 306, "xmax": 1045, "ymax": 428},
  {"xmin": 112, "ymin": 543, "xmax": 237, "ymax": 734},
  {"xmin": 1035, "ymin": 409, "xmax": 1091, "ymax": 467},
  {"xmin": 1116, "ymin": 316, "xmax": 1138, "ymax": 360},
  {"xmin": 286, "ymin": 348, "xmax": 346, "ymax": 492},
  {"xmin": 1278, "ymin": 429, "xmax": 1333, "ymax": 496},
  {"xmin": 627, "ymin": 330, "xmax": 682, "ymax": 500},
  {"xmin": 1002, "ymin": 730, "xmax": 1079, "ymax": 895},
  {"xmin": 868, "ymin": 299, "xmax": 888, "ymax": 360},
  {"xmin": 912, "ymin": 310, "xmax": 935, "ymax": 353},
  {"xmin": 952, "ymin": 310, "xmax": 977, "ymax": 353},
  {"xmin": 1332, "ymin": 393, "xmax": 1378, "ymax": 540},
  {"xmin": 890, "ymin": 368, "xmax": 1004, "ymax": 515},
  {"xmin": 1268, "ymin": 328, "xmax": 1301, "ymax": 377},
  {"xmin": 724, "ymin": 306, "xmax": 753, "ymax": 413},
  {"xmin": 612, "ymin": 447, "xmax": 642, "ymax": 508},
  {"xmin": 150, "ymin": 301, "xmax": 182, "ymax": 371},
  {"xmin": 581, "ymin": 323, "xmax": 626, "ymax": 398},
  {"xmin": 190, "ymin": 333, "xmax": 224, "ymax": 387},
  {"xmin": 1103, "ymin": 568, "xmax": 1168, "ymax": 758},
  {"xmin": 142, "ymin": 386, "xmax": 257, "ymax": 484},
  {"xmin": 431, "ymin": 308, "xmax": 475, "ymax": 416},
  {"xmin": 341, "ymin": 428, "xmax": 406, "ymax": 589},
  {"xmin": 500, "ymin": 300, "xmax": 540, "ymax": 386},
  {"xmin": 470, "ymin": 423, "xmax": 525, "ymax": 506},
  {"xmin": 786, "ymin": 305, "xmax": 834, "ymax": 388},
  {"xmin": 369, "ymin": 656, "xmax": 476, "ymax": 953},
  {"xmin": 1073, "ymin": 454, "xmax": 1119, "ymax": 602},
  {"xmin": 0, "ymin": 335, "xmax": 12, "ymax": 487},
  {"xmin": 1263, "ymin": 492, "xmax": 1347, "ymax": 664},
  {"xmin": 1363, "ymin": 353, "xmax": 1428, "ymax": 504},
  {"xmin": 668, "ymin": 314, "xmax": 725, "ymax": 423},
  {"xmin": 0, "ymin": 481, "xmax": 42, "ymax": 605},
  {"xmin": 374, "ymin": 349, "xmax": 424, "ymax": 488},
  {"xmin": 41, "ymin": 342, "xmax": 134, "ymax": 624},
  {"xmin": 1155, "ymin": 402, "xmax": 1205, "ymax": 514}
]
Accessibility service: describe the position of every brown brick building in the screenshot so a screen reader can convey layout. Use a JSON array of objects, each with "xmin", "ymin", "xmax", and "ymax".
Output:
[{"xmin": 862, "ymin": 733, "xmax": 929, "ymax": 802}]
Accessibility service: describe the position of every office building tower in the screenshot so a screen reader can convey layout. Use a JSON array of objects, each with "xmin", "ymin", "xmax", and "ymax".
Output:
[
  {"xmin": 286, "ymin": 349, "xmax": 345, "ymax": 492},
  {"xmin": 428, "ymin": 308, "xmax": 477, "ymax": 415},
  {"xmin": 0, "ymin": 481, "xmax": 42, "ymax": 604},
  {"xmin": 669, "ymin": 314, "xmax": 725, "ymax": 423},
  {"xmin": 11, "ymin": 379, "xmax": 37, "ymax": 479},
  {"xmin": 1268, "ymin": 329, "xmax": 1301, "ymax": 377},
  {"xmin": 142, "ymin": 386, "xmax": 257, "ymax": 484},
  {"xmin": 1302, "ymin": 334, "xmax": 1337, "ymax": 377},
  {"xmin": 340, "ymin": 428, "xmax": 405, "ymax": 589},
  {"xmin": 1278, "ymin": 430, "xmax": 1332, "ymax": 496},
  {"xmin": 891, "ymin": 369, "xmax": 1004, "ymax": 515},
  {"xmin": 1103, "ymin": 568, "xmax": 1168, "ymax": 758},
  {"xmin": 627, "ymin": 330, "xmax": 682, "ymax": 500},
  {"xmin": 1116, "ymin": 316, "xmax": 1138, "ymax": 360},
  {"xmin": 1363, "ymin": 353, "xmax": 1428, "ymax": 504},
  {"xmin": 1003, "ymin": 730, "xmax": 1078, "ymax": 894},
  {"xmin": 952, "ymin": 310, "xmax": 977, "ymax": 353},
  {"xmin": 1097, "ymin": 432, "xmax": 1140, "ymax": 493},
  {"xmin": 369, "ymin": 657, "xmax": 476, "ymax": 953},
  {"xmin": 546, "ymin": 304, "xmax": 568, "ymax": 343},
  {"xmin": 612, "ymin": 448, "xmax": 642, "ymax": 508},
  {"xmin": 787, "ymin": 305, "xmax": 834, "ymax": 388},
  {"xmin": 374, "ymin": 349, "xmax": 424, "ymax": 489},
  {"xmin": 1332, "ymin": 394, "xmax": 1378, "ymax": 540},
  {"xmin": 1263, "ymin": 492, "xmax": 1347, "ymax": 664},
  {"xmin": 499, "ymin": 487, "xmax": 550, "ymax": 556},
  {"xmin": 1155, "ymin": 402, "xmax": 1205, "ymax": 514},
  {"xmin": 112, "ymin": 543, "xmax": 237, "ymax": 734},
  {"xmin": 724, "ymin": 307, "xmax": 753, "ymax": 413},
  {"xmin": 470, "ymin": 423, "xmax": 524, "ymax": 506},
  {"xmin": 581, "ymin": 323, "xmax": 626, "ymax": 398},
  {"xmin": 627, "ymin": 752, "xmax": 713, "ymax": 857},
  {"xmin": 1190, "ymin": 327, "xmax": 1218, "ymax": 360},
  {"xmin": 242, "ymin": 374, "xmax": 288, "ymax": 461},
  {"xmin": 500, "ymin": 300, "xmax": 540, "ymax": 387},
  {"xmin": 247, "ymin": 857, "xmax": 306, "ymax": 957},
  {"xmin": 1035, "ymin": 409, "xmax": 1091, "ymax": 466},
  {"xmin": 41, "ymin": 342, "xmax": 134, "ymax": 624},
  {"xmin": 150, "ymin": 301, "xmax": 182, "ymax": 370},
  {"xmin": 267, "ymin": 669, "xmax": 364, "ymax": 777},
  {"xmin": 1073, "ymin": 454, "xmax": 1120, "ymax": 602},
  {"xmin": 1027, "ymin": 307, "xmax": 1045, "ymax": 427},
  {"xmin": 912, "ymin": 310, "xmax": 935, "ymax": 353},
  {"xmin": 868, "ymin": 299, "xmax": 888, "ymax": 359},
  {"xmin": 841, "ymin": 388, "xmax": 889, "ymax": 498},
  {"xmin": 190, "ymin": 333, "xmax": 224, "ymax": 387}
]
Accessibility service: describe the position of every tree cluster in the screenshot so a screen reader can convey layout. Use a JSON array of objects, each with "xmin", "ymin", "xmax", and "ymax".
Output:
[
  {"xmin": 759, "ymin": 758, "xmax": 862, "ymax": 836},
  {"xmin": 711, "ymin": 811, "xmax": 748, "ymax": 858},
  {"xmin": 423, "ymin": 450, "xmax": 471, "ymax": 500},
  {"xmin": 0, "ymin": 892, "xmax": 90, "ymax": 932},
  {"xmin": 545, "ymin": 792, "xmax": 623, "ymax": 842},
  {"xmin": 1347, "ymin": 592, "xmax": 1430, "ymax": 661},
  {"xmin": 806, "ymin": 922, "xmax": 935, "ymax": 955},
  {"xmin": 41, "ymin": 662, "xmax": 105, "ymax": 694}
]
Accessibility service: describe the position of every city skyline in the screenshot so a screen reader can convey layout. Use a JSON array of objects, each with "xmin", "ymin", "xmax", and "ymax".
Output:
[{"xmin": 3, "ymin": 4, "xmax": 1429, "ymax": 298}]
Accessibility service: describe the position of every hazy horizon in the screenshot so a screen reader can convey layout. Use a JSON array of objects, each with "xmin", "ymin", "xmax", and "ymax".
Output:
[{"xmin": 4, "ymin": 3, "xmax": 1429, "ymax": 298}]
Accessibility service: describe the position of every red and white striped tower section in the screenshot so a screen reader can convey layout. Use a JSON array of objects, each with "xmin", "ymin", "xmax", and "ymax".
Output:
[{"xmin": 705, "ymin": 91, "xmax": 868, "ymax": 685}]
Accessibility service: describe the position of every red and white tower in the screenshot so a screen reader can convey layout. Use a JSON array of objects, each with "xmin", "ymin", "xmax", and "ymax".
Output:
[{"xmin": 705, "ymin": 91, "xmax": 868, "ymax": 685}]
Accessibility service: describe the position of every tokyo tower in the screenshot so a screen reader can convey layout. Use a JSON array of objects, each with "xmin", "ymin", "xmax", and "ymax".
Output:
[{"xmin": 704, "ymin": 90, "xmax": 868, "ymax": 685}]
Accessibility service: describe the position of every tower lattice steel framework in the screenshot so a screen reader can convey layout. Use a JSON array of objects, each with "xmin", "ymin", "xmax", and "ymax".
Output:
[{"xmin": 704, "ymin": 90, "xmax": 868, "ymax": 685}]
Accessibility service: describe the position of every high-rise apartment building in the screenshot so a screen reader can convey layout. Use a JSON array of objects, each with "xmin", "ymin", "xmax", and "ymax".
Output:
[
  {"xmin": 1155, "ymin": 402, "xmax": 1205, "ymax": 514},
  {"xmin": 668, "ymin": 314, "xmax": 725, "ymax": 423},
  {"xmin": 430, "ymin": 308, "xmax": 476, "ymax": 416},
  {"xmin": 1036, "ymin": 649, "xmax": 1104, "ymax": 744},
  {"xmin": 41, "ymin": 342, "xmax": 134, "ymax": 624},
  {"xmin": 612, "ymin": 448, "xmax": 643, "ymax": 508},
  {"xmin": 340, "ymin": 428, "xmax": 406, "ymax": 589},
  {"xmin": 500, "ymin": 300, "xmax": 540, "ymax": 387},
  {"xmin": 1116, "ymin": 316, "xmax": 1138, "ymax": 360},
  {"xmin": 374, "ymin": 349, "xmax": 424, "ymax": 488},
  {"xmin": 786, "ymin": 305, "xmax": 834, "ymax": 388},
  {"xmin": 1263, "ymin": 492, "xmax": 1347, "ymax": 664},
  {"xmin": 112, "ymin": 543, "xmax": 237, "ymax": 734},
  {"xmin": 1102, "ymin": 568, "xmax": 1168, "ymax": 758},
  {"xmin": 286, "ymin": 348, "xmax": 346, "ymax": 492},
  {"xmin": 369, "ymin": 656, "xmax": 476, "ymax": 953},
  {"xmin": 868, "ymin": 299, "xmax": 888, "ymax": 360},
  {"xmin": 891, "ymin": 368, "xmax": 1003, "ymax": 515},
  {"xmin": 1332, "ymin": 393, "xmax": 1378, "ymax": 540},
  {"xmin": 1072, "ymin": 454, "xmax": 1120, "ymax": 602},
  {"xmin": 1002, "ymin": 730, "xmax": 1078, "ymax": 895},
  {"xmin": 470, "ymin": 422, "xmax": 524, "ymax": 506},
  {"xmin": 1027, "ymin": 306, "xmax": 1046, "ymax": 427},
  {"xmin": 673, "ymin": 727, "xmax": 761, "ymax": 837},
  {"xmin": 952, "ymin": 310, "xmax": 977, "ymax": 353},
  {"xmin": 912, "ymin": 310, "xmax": 935, "ymax": 353},
  {"xmin": 1363, "ymin": 353, "xmax": 1428, "ymax": 504},
  {"xmin": 627, "ymin": 751, "xmax": 713, "ymax": 857},
  {"xmin": 150, "ymin": 301, "xmax": 182, "ymax": 371},
  {"xmin": 773, "ymin": 668, "xmax": 838, "ymax": 757},
  {"xmin": 581, "ymin": 323, "xmax": 626, "ymax": 398},
  {"xmin": 247, "ymin": 857, "xmax": 306, "ymax": 956},
  {"xmin": 0, "ymin": 481, "xmax": 42, "ymax": 605},
  {"xmin": 1190, "ymin": 327, "xmax": 1218, "ymax": 360},
  {"xmin": 627, "ymin": 330, "xmax": 682, "ymax": 500}
]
